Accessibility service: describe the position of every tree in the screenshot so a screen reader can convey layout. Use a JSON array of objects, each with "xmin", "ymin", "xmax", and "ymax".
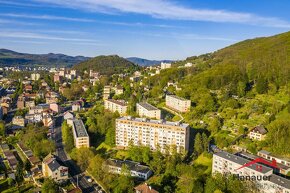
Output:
[
  {"xmin": 41, "ymin": 178, "xmax": 59, "ymax": 193},
  {"xmin": 62, "ymin": 121, "xmax": 74, "ymax": 152},
  {"xmin": 194, "ymin": 133, "xmax": 203, "ymax": 155},
  {"xmin": 266, "ymin": 119, "xmax": 290, "ymax": 155},
  {"xmin": 87, "ymin": 155, "xmax": 105, "ymax": 181},
  {"xmin": 201, "ymin": 133, "xmax": 209, "ymax": 152},
  {"xmin": 0, "ymin": 121, "xmax": 5, "ymax": 137},
  {"xmin": 15, "ymin": 162, "xmax": 23, "ymax": 183},
  {"xmin": 237, "ymin": 81, "xmax": 246, "ymax": 97},
  {"xmin": 208, "ymin": 117, "xmax": 222, "ymax": 133},
  {"xmin": 70, "ymin": 147, "xmax": 95, "ymax": 171},
  {"xmin": 256, "ymin": 77, "xmax": 268, "ymax": 94}
]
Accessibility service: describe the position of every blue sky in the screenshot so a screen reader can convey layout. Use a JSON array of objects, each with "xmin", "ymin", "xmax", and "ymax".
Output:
[{"xmin": 0, "ymin": 0, "xmax": 290, "ymax": 60}]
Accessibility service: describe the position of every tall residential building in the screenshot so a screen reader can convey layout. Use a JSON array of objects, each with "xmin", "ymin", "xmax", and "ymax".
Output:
[
  {"xmin": 160, "ymin": 62, "xmax": 171, "ymax": 69},
  {"xmin": 104, "ymin": 99, "xmax": 127, "ymax": 115},
  {"xmin": 116, "ymin": 117, "xmax": 190, "ymax": 153},
  {"xmin": 71, "ymin": 119, "xmax": 90, "ymax": 148},
  {"xmin": 212, "ymin": 151, "xmax": 290, "ymax": 193},
  {"xmin": 31, "ymin": 73, "xmax": 40, "ymax": 81},
  {"xmin": 165, "ymin": 95, "xmax": 191, "ymax": 113},
  {"xmin": 136, "ymin": 102, "xmax": 161, "ymax": 119}
]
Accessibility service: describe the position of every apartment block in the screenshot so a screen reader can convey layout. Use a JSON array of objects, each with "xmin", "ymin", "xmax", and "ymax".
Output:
[
  {"xmin": 136, "ymin": 102, "xmax": 161, "ymax": 119},
  {"xmin": 104, "ymin": 99, "xmax": 127, "ymax": 115},
  {"xmin": 212, "ymin": 151, "xmax": 290, "ymax": 193},
  {"xmin": 165, "ymin": 95, "xmax": 191, "ymax": 113},
  {"xmin": 258, "ymin": 150, "xmax": 290, "ymax": 175},
  {"xmin": 71, "ymin": 119, "xmax": 90, "ymax": 148},
  {"xmin": 115, "ymin": 117, "xmax": 190, "ymax": 153},
  {"xmin": 160, "ymin": 62, "xmax": 171, "ymax": 69}
]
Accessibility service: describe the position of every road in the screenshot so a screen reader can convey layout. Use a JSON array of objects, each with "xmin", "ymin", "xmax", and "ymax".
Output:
[{"xmin": 53, "ymin": 115, "xmax": 98, "ymax": 193}]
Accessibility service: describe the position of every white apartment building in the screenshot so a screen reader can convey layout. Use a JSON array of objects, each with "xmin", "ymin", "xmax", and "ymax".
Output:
[
  {"xmin": 104, "ymin": 99, "xmax": 127, "ymax": 115},
  {"xmin": 42, "ymin": 154, "xmax": 68, "ymax": 182},
  {"xmin": 160, "ymin": 62, "xmax": 171, "ymax": 69},
  {"xmin": 212, "ymin": 151, "xmax": 290, "ymax": 193},
  {"xmin": 70, "ymin": 119, "xmax": 90, "ymax": 148},
  {"xmin": 136, "ymin": 102, "xmax": 161, "ymax": 119},
  {"xmin": 116, "ymin": 117, "xmax": 190, "ymax": 153},
  {"xmin": 105, "ymin": 159, "xmax": 153, "ymax": 180},
  {"xmin": 31, "ymin": 73, "xmax": 40, "ymax": 81},
  {"xmin": 165, "ymin": 95, "xmax": 191, "ymax": 113}
]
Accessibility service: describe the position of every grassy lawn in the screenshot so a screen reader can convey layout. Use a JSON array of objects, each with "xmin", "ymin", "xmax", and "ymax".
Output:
[
  {"xmin": 114, "ymin": 150, "xmax": 129, "ymax": 160},
  {"xmin": 96, "ymin": 142, "xmax": 112, "ymax": 151},
  {"xmin": 194, "ymin": 153, "xmax": 212, "ymax": 174}
]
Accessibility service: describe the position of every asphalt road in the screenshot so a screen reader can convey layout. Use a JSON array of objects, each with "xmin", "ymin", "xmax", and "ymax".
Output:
[{"xmin": 53, "ymin": 115, "xmax": 98, "ymax": 193}]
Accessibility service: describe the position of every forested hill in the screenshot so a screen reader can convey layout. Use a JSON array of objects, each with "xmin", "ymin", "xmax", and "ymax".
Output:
[
  {"xmin": 174, "ymin": 31, "xmax": 290, "ymax": 92},
  {"xmin": 147, "ymin": 31, "xmax": 290, "ymax": 156},
  {"xmin": 73, "ymin": 55, "xmax": 139, "ymax": 75},
  {"xmin": 211, "ymin": 31, "xmax": 290, "ymax": 83},
  {"xmin": 0, "ymin": 49, "xmax": 89, "ymax": 67}
]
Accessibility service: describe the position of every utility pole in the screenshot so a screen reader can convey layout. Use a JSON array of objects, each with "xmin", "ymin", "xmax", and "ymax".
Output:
[{"xmin": 77, "ymin": 175, "xmax": 79, "ymax": 187}]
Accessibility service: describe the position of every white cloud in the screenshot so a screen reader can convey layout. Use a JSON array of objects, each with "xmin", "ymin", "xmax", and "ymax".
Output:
[
  {"xmin": 0, "ymin": 13, "xmax": 94, "ymax": 22},
  {"xmin": 0, "ymin": 31, "xmax": 99, "ymax": 42},
  {"xmin": 32, "ymin": 0, "xmax": 290, "ymax": 28}
]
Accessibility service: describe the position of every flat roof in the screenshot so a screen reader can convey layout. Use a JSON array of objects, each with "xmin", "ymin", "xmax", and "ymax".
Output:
[
  {"xmin": 117, "ymin": 116, "xmax": 189, "ymax": 129},
  {"xmin": 166, "ymin": 94, "xmax": 189, "ymax": 101},
  {"xmin": 258, "ymin": 150, "xmax": 290, "ymax": 162},
  {"xmin": 73, "ymin": 119, "xmax": 89, "ymax": 138},
  {"xmin": 106, "ymin": 99, "xmax": 127, "ymax": 106},
  {"xmin": 269, "ymin": 174, "xmax": 290, "ymax": 189},
  {"xmin": 137, "ymin": 102, "xmax": 159, "ymax": 111},
  {"xmin": 214, "ymin": 151, "xmax": 273, "ymax": 174},
  {"xmin": 106, "ymin": 159, "xmax": 151, "ymax": 174}
]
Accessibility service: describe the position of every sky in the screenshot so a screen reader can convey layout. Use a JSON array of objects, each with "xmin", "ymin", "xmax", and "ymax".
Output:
[{"xmin": 0, "ymin": 0, "xmax": 290, "ymax": 60}]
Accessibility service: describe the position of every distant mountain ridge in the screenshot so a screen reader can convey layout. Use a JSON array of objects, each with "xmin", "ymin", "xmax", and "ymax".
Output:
[
  {"xmin": 126, "ymin": 57, "xmax": 173, "ymax": 66},
  {"xmin": 0, "ymin": 49, "xmax": 89, "ymax": 67},
  {"xmin": 0, "ymin": 49, "xmax": 172, "ymax": 67}
]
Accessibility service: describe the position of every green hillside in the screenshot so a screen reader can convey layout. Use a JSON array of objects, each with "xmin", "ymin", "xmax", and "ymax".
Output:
[
  {"xmin": 144, "ymin": 31, "xmax": 290, "ymax": 156},
  {"xmin": 73, "ymin": 55, "xmax": 139, "ymax": 75}
]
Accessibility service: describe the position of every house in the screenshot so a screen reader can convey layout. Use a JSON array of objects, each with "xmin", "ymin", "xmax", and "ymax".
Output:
[
  {"xmin": 12, "ymin": 116, "xmax": 26, "ymax": 127},
  {"xmin": 42, "ymin": 115, "xmax": 54, "ymax": 128},
  {"xmin": 72, "ymin": 101, "xmax": 82, "ymax": 112},
  {"xmin": 49, "ymin": 103, "xmax": 60, "ymax": 113},
  {"xmin": 25, "ymin": 100, "xmax": 35, "ymax": 108},
  {"xmin": 25, "ymin": 113, "xmax": 43, "ymax": 123},
  {"xmin": 105, "ymin": 159, "xmax": 153, "ymax": 180},
  {"xmin": 134, "ymin": 183, "xmax": 159, "ymax": 193},
  {"xmin": 17, "ymin": 96, "xmax": 25, "ymax": 109},
  {"xmin": 249, "ymin": 125, "xmax": 267, "ymax": 141},
  {"xmin": 64, "ymin": 111, "xmax": 74, "ymax": 120},
  {"xmin": 24, "ymin": 85, "xmax": 33, "ymax": 92},
  {"xmin": 42, "ymin": 154, "xmax": 68, "ymax": 182}
]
